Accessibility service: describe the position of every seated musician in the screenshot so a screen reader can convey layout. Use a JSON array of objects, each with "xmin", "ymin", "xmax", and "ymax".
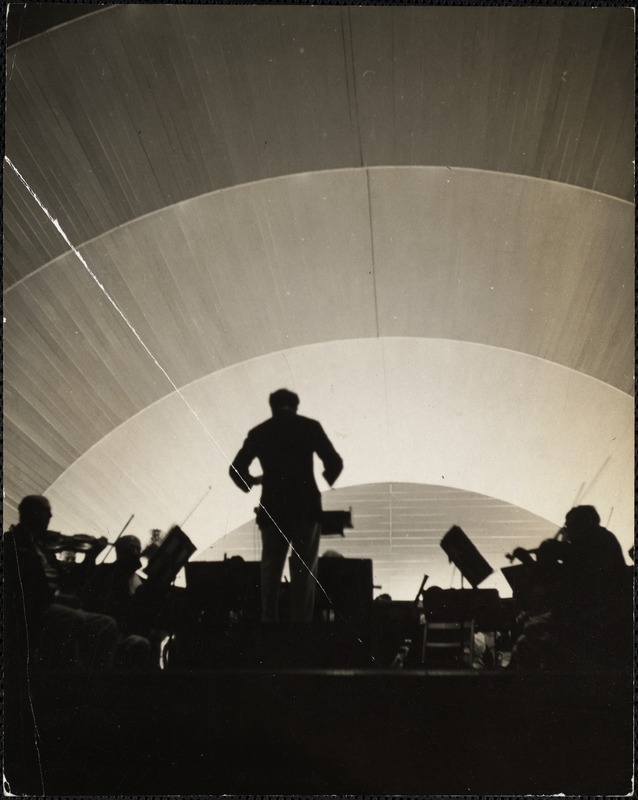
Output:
[
  {"xmin": 510, "ymin": 505, "xmax": 629, "ymax": 670},
  {"xmin": 555, "ymin": 506, "xmax": 629, "ymax": 668},
  {"xmin": 4, "ymin": 495, "xmax": 149, "ymax": 670},
  {"xmin": 82, "ymin": 535, "xmax": 148, "ymax": 634},
  {"xmin": 84, "ymin": 531, "xmax": 201, "ymax": 664}
]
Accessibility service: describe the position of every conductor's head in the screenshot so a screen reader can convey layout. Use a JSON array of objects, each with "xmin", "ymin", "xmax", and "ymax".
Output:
[{"xmin": 269, "ymin": 388, "xmax": 299, "ymax": 415}]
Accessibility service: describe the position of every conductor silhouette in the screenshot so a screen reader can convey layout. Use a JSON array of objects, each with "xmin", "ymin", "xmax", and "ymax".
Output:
[{"xmin": 230, "ymin": 389, "xmax": 343, "ymax": 622}]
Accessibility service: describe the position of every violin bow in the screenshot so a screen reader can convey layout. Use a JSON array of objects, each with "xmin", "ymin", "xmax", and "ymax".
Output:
[
  {"xmin": 95, "ymin": 513, "xmax": 135, "ymax": 564},
  {"xmin": 181, "ymin": 485, "xmax": 213, "ymax": 527}
]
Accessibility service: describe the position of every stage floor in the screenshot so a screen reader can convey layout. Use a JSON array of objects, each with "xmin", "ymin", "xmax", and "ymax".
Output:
[{"xmin": 5, "ymin": 666, "xmax": 633, "ymax": 795}]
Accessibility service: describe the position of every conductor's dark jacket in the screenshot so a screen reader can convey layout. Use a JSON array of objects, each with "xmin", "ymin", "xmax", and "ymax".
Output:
[{"xmin": 229, "ymin": 412, "xmax": 343, "ymax": 528}]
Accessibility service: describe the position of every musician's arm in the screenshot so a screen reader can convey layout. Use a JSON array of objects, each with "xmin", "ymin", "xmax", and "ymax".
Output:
[
  {"xmin": 537, "ymin": 538, "xmax": 567, "ymax": 566},
  {"xmin": 314, "ymin": 422, "xmax": 343, "ymax": 487},
  {"xmin": 510, "ymin": 546, "xmax": 536, "ymax": 566},
  {"xmin": 229, "ymin": 434, "xmax": 260, "ymax": 493}
]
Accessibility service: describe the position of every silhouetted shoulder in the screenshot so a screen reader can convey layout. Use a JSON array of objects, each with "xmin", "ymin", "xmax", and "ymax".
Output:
[
  {"xmin": 247, "ymin": 419, "xmax": 272, "ymax": 437},
  {"xmin": 294, "ymin": 414, "xmax": 322, "ymax": 428},
  {"xmin": 248, "ymin": 414, "xmax": 321, "ymax": 436}
]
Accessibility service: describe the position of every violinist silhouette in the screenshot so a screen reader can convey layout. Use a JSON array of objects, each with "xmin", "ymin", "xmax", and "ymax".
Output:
[
  {"xmin": 82, "ymin": 535, "xmax": 148, "ymax": 635},
  {"xmin": 230, "ymin": 389, "xmax": 343, "ymax": 623},
  {"xmin": 4, "ymin": 495, "xmax": 148, "ymax": 670},
  {"xmin": 508, "ymin": 505, "xmax": 629, "ymax": 670}
]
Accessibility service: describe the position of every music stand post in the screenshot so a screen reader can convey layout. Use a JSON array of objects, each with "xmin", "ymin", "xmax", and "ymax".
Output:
[{"xmin": 436, "ymin": 526, "xmax": 495, "ymax": 667}]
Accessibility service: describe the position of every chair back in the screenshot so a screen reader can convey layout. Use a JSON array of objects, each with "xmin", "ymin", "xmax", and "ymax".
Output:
[{"xmin": 421, "ymin": 618, "xmax": 475, "ymax": 668}]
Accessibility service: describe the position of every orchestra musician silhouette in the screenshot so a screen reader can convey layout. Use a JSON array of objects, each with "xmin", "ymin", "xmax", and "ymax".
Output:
[{"xmin": 3, "ymin": 486, "xmax": 631, "ymax": 673}]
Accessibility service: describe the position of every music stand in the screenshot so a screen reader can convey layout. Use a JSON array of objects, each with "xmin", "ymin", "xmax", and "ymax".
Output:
[
  {"xmin": 144, "ymin": 525, "xmax": 196, "ymax": 588},
  {"xmin": 440, "ymin": 525, "xmax": 493, "ymax": 588},
  {"xmin": 501, "ymin": 564, "xmax": 527, "ymax": 594},
  {"xmin": 320, "ymin": 509, "xmax": 353, "ymax": 537}
]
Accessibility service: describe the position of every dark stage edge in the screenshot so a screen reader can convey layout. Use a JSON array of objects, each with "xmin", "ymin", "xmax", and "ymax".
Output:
[{"xmin": 5, "ymin": 667, "xmax": 632, "ymax": 796}]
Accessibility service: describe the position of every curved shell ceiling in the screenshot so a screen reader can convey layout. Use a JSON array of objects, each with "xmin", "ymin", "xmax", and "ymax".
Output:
[{"xmin": 4, "ymin": 6, "xmax": 634, "ymax": 574}]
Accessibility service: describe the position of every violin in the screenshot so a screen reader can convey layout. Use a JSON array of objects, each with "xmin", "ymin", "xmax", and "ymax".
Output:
[
  {"xmin": 43, "ymin": 530, "xmax": 108, "ymax": 554},
  {"xmin": 504, "ymin": 532, "xmax": 567, "ymax": 616},
  {"xmin": 506, "ymin": 529, "xmax": 567, "ymax": 566},
  {"xmin": 506, "ymin": 546, "xmax": 539, "ymax": 564}
]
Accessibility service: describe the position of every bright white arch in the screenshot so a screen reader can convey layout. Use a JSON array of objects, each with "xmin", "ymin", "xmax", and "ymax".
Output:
[{"xmin": 44, "ymin": 337, "xmax": 633, "ymax": 558}]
